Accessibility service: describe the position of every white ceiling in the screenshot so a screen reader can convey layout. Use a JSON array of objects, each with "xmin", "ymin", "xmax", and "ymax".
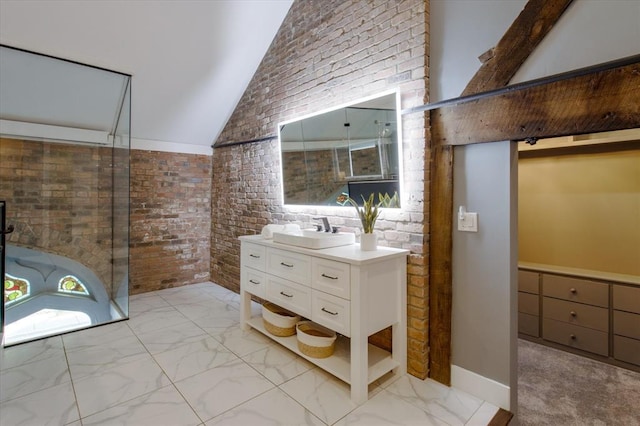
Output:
[{"xmin": 0, "ymin": 0, "xmax": 293, "ymax": 151}]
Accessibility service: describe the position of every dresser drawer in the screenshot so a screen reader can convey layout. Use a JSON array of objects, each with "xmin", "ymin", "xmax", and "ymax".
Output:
[
  {"xmin": 518, "ymin": 292, "xmax": 539, "ymax": 316},
  {"xmin": 542, "ymin": 274, "xmax": 608, "ymax": 307},
  {"xmin": 312, "ymin": 258, "xmax": 350, "ymax": 299},
  {"xmin": 613, "ymin": 285, "xmax": 640, "ymax": 314},
  {"xmin": 266, "ymin": 276, "xmax": 311, "ymax": 318},
  {"xmin": 242, "ymin": 243, "xmax": 266, "ymax": 271},
  {"xmin": 242, "ymin": 269, "xmax": 266, "ymax": 298},
  {"xmin": 518, "ymin": 270, "xmax": 539, "ymax": 294},
  {"xmin": 518, "ymin": 312, "xmax": 539, "ymax": 337},
  {"xmin": 614, "ymin": 335, "xmax": 640, "ymax": 366},
  {"xmin": 543, "ymin": 297, "xmax": 608, "ymax": 332},
  {"xmin": 542, "ymin": 318, "xmax": 608, "ymax": 356},
  {"xmin": 613, "ymin": 310, "xmax": 640, "ymax": 340},
  {"xmin": 312, "ymin": 290, "xmax": 351, "ymax": 337},
  {"xmin": 267, "ymin": 248, "xmax": 311, "ymax": 286}
]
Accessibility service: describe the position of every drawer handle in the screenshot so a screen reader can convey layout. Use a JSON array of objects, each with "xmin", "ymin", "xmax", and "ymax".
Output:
[
  {"xmin": 570, "ymin": 288, "xmax": 577, "ymax": 294},
  {"xmin": 321, "ymin": 307, "xmax": 338, "ymax": 316},
  {"xmin": 249, "ymin": 279, "xmax": 260, "ymax": 285},
  {"xmin": 321, "ymin": 273, "xmax": 338, "ymax": 280},
  {"xmin": 280, "ymin": 291, "xmax": 293, "ymax": 298},
  {"xmin": 570, "ymin": 334, "xmax": 576, "ymax": 340},
  {"xmin": 570, "ymin": 311, "xmax": 576, "ymax": 317},
  {"xmin": 280, "ymin": 262, "xmax": 294, "ymax": 268},
  {"xmin": 249, "ymin": 254, "xmax": 261, "ymax": 259}
]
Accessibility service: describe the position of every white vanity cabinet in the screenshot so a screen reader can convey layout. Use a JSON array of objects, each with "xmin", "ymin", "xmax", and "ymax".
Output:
[{"xmin": 239, "ymin": 235, "xmax": 409, "ymax": 404}]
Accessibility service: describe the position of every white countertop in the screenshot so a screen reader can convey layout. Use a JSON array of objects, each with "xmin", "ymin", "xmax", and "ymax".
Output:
[{"xmin": 239, "ymin": 234, "xmax": 409, "ymax": 265}]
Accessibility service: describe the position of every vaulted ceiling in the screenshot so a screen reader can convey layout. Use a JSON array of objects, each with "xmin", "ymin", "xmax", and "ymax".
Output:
[{"xmin": 0, "ymin": 0, "xmax": 293, "ymax": 151}]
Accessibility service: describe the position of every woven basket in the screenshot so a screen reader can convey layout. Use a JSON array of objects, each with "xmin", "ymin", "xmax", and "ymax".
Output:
[
  {"xmin": 262, "ymin": 302, "xmax": 300, "ymax": 337},
  {"xmin": 296, "ymin": 321, "xmax": 337, "ymax": 358}
]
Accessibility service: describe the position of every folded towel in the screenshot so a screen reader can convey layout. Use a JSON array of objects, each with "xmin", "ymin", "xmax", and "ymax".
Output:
[
  {"xmin": 261, "ymin": 224, "xmax": 284, "ymax": 239},
  {"xmin": 261, "ymin": 223, "xmax": 301, "ymax": 239}
]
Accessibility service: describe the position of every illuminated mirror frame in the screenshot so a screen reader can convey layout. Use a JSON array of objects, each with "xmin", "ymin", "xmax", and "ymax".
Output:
[{"xmin": 278, "ymin": 90, "xmax": 403, "ymax": 209}]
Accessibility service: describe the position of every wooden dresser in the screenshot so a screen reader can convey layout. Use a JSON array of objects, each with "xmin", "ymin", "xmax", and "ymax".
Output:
[{"xmin": 518, "ymin": 263, "xmax": 640, "ymax": 371}]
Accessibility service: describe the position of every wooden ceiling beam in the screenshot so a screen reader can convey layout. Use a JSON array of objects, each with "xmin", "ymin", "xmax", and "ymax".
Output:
[
  {"xmin": 432, "ymin": 60, "xmax": 640, "ymax": 146},
  {"xmin": 462, "ymin": 0, "xmax": 575, "ymax": 96}
]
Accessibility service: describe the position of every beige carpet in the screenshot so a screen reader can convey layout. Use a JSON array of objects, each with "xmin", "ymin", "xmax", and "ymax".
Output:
[{"xmin": 518, "ymin": 339, "xmax": 640, "ymax": 425}]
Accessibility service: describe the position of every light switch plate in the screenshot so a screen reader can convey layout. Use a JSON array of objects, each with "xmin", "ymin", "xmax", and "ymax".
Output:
[{"xmin": 458, "ymin": 212, "xmax": 478, "ymax": 232}]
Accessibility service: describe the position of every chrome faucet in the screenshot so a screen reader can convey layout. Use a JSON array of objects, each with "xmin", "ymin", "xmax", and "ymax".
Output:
[{"xmin": 313, "ymin": 217, "xmax": 331, "ymax": 232}]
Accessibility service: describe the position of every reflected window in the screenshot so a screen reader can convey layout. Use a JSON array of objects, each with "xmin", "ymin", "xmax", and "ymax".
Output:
[
  {"xmin": 4, "ymin": 274, "xmax": 30, "ymax": 304},
  {"xmin": 58, "ymin": 275, "xmax": 89, "ymax": 295}
]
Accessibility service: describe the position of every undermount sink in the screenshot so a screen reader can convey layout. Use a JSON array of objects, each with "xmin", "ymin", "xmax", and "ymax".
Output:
[{"xmin": 272, "ymin": 229, "xmax": 356, "ymax": 249}]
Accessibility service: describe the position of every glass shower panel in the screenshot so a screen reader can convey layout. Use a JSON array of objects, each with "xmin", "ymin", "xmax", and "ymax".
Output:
[
  {"xmin": 111, "ymin": 81, "xmax": 131, "ymax": 318},
  {"xmin": 0, "ymin": 45, "xmax": 131, "ymax": 346}
]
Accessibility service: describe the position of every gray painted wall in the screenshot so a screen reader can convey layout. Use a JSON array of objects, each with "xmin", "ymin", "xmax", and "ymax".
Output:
[{"xmin": 452, "ymin": 141, "xmax": 518, "ymax": 406}]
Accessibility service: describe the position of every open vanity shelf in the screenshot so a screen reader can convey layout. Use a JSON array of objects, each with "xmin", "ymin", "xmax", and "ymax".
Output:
[
  {"xmin": 246, "ymin": 316, "xmax": 399, "ymax": 385},
  {"xmin": 239, "ymin": 234, "xmax": 409, "ymax": 404}
]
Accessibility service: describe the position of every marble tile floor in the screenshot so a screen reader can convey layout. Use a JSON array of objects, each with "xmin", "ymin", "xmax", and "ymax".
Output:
[{"xmin": 0, "ymin": 282, "xmax": 499, "ymax": 426}]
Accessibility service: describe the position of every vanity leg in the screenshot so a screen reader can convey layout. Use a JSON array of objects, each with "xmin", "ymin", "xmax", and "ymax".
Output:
[
  {"xmin": 239, "ymin": 289, "xmax": 251, "ymax": 331},
  {"xmin": 392, "ymin": 321, "xmax": 407, "ymax": 376},
  {"xmin": 350, "ymin": 332, "xmax": 368, "ymax": 405}
]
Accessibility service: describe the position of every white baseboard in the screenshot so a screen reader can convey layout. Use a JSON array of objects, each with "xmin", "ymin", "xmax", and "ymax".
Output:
[{"xmin": 451, "ymin": 364, "xmax": 511, "ymax": 410}]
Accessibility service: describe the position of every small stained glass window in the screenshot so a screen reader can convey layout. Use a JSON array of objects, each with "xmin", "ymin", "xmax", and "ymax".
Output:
[
  {"xmin": 58, "ymin": 275, "xmax": 89, "ymax": 295},
  {"xmin": 4, "ymin": 274, "xmax": 30, "ymax": 305}
]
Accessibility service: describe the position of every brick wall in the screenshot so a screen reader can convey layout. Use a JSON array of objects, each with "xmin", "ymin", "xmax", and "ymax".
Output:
[
  {"xmin": 212, "ymin": 0, "xmax": 430, "ymax": 378},
  {"xmin": 129, "ymin": 149, "xmax": 211, "ymax": 294},
  {"xmin": 0, "ymin": 138, "xmax": 115, "ymax": 293}
]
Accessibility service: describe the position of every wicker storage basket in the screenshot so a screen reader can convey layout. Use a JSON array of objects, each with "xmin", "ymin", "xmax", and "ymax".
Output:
[
  {"xmin": 296, "ymin": 321, "xmax": 337, "ymax": 358},
  {"xmin": 262, "ymin": 302, "xmax": 300, "ymax": 337}
]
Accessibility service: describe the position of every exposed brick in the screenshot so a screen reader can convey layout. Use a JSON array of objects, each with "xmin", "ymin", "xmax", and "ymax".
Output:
[
  {"xmin": 129, "ymin": 150, "xmax": 212, "ymax": 294},
  {"xmin": 211, "ymin": 0, "xmax": 430, "ymax": 379}
]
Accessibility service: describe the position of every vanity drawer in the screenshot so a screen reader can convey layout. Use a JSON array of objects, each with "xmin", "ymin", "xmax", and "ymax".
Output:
[
  {"xmin": 518, "ymin": 270, "xmax": 539, "ymax": 294},
  {"xmin": 613, "ymin": 310, "xmax": 640, "ymax": 340},
  {"xmin": 543, "ymin": 297, "xmax": 608, "ymax": 332},
  {"xmin": 614, "ymin": 335, "xmax": 640, "ymax": 366},
  {"xmin": 518, "ymin": 312, "xmax": 539, "ymax": 337},
  {"xmin": 613, "ymin": 285, "xmax": 640, "ymax": 314},
  {"xmin": 267, "ymin": 248, "xmax": 311, "ymax": 286},
  {"xmin": 542, "ymin": 318, "xmax": 608, "ymax": 356},
  {"xmin": 242, "ymin": 243, "xmax": 266, "ymax": 272},
  {"xmin": 542, "ymin": 274, "xmax": 609, "ymax": 307},
  {"xmin": 312, "ymin": 258, "xmax": 350, "ymax": 299},
  {"xmin": 312, "ymin": 290, "xmax": 351, "ymax": 337},
  {"xmin": 266, "ymin": 276, "xmax": 311, "ymax": 318},
  {"xmin": 518, "ymin": 292, "xmax": 539, "ymax": 316},
  {"xmin": 242, "ymin": 269, "xmax": 266, "ymax": 298}
]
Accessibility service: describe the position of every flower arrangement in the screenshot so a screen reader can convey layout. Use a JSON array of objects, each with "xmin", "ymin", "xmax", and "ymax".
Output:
[{"xmin": 336, "ymin": 192, "xmax": 383, "ymax": 234}]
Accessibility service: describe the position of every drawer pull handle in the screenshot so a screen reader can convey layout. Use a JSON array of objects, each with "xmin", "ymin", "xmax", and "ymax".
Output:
[
  {"xmin": 321, "ymin": 307, "xmax": 338, "ymax": 316},
  {"xmin": 249, "ymin": 254, "xmax": 260, "ymax": 259},
  {"xmin": 570, "ymin": 288, "xmax": 577, "ymax": 294},
  {"xmin": 570, "ymin": 311, "xmax": 576, "ymax": 317},
  {"xmin": 249, "ymin": 279, "xmax": 260, "ymax": 285},
  {"xmin": 570, "ymin": 334, "xmax": 576, "ymax": 340},
  {"xmin": 280, "ymin": 291, "xmax": 293, "ymax": 298},
  {"xmin": 280, "ymin": 262, "xmax": 294, "ymax": 268},
  {"xmin": 321, "ymin": 273, "xmax": 338, "ymax": 280}
]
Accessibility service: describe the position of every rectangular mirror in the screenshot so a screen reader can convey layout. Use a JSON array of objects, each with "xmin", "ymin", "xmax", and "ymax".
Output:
[{"xmin": 279, "ymin": 91, "xmax": 401, "ymax": 207}]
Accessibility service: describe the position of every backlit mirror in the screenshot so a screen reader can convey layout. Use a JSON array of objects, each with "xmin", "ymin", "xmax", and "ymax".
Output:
[{"xmin": 279, "ymin": 91, "xmax": 401, "ymax": 207}]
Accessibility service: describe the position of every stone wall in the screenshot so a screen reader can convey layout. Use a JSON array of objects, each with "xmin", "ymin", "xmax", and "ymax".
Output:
[
  {"xmin": 129, "ymin": 149, "xmax": 212, "ymax": 294},
  {"xmin": 0, "ymin": 138, "xmax": 115, "ymax": 291},
  {"xmin": 212, "ymin": 0, "xmax": 430, "ymax": 378}
]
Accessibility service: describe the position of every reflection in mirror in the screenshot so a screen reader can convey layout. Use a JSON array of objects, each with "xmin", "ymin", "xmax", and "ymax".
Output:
[
  {"xmin": 279, "ymin": 92, "xmax": 401, "ymax": 207},
  {"xmin": 0, "ymin": 45, "xmax": 131, "ymax": 346}
]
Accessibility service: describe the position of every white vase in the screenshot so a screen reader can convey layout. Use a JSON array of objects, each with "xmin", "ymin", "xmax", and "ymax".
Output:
[{"xmin": 360, "ymin": 233, "xmax": 378, "ymax": 251}]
